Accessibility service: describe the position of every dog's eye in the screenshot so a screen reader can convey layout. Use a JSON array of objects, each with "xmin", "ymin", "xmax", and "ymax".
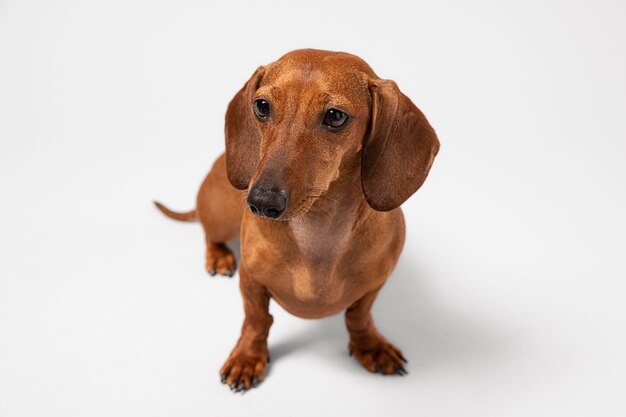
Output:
[
  {"xmin": 323, "ymin": 109, "xmax": 348, "ymax": 128},
  {"xmin": 253, "ymin": 99, "xmax": 271, "ymax": 121}
]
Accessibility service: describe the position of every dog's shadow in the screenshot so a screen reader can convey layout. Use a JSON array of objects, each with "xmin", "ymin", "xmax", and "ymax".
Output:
[{"xmin": 259, "ymin": 257, "xmax": 511, "ymax": 375}]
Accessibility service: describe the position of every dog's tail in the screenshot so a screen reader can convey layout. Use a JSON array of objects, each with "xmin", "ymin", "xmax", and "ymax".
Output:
[{"xmin": 153, "ymin": 201, "xmax": 197, "ymax": 222}]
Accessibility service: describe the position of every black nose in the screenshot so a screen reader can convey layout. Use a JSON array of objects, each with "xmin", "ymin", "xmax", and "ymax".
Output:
[{"xmin": 246, "ymin": 186, "xmax": 288, "ymax": 219}]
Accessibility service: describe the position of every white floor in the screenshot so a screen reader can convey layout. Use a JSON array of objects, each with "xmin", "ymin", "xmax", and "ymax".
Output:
[{"xmin": 1, "ymin": 1, "xmax": 625, "ymax": 416}]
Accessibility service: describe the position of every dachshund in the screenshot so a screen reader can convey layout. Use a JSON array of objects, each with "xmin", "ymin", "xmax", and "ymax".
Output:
[{"xmin": 155, "ymin": 49, "xmax": 440, "ymax": 392}]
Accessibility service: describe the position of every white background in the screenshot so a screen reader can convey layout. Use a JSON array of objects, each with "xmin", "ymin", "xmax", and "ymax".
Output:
[{"xmin": 1, "ymin": 0, "xmax": 625, "ymax": 416}]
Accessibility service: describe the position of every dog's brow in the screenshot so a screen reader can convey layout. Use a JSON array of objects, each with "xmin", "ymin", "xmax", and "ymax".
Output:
[
  {"xmin": 322, "ymin": 93, "xmax": 353, "ymax": 112},
  {"xmin": 255, "ymin": 85, "xmax": 278, "ymax": 99}
]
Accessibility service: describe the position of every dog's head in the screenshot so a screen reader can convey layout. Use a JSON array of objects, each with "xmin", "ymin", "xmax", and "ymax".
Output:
[{"xmin": 225, "ymin": 49, "xmax": 439, "ymax": 219}]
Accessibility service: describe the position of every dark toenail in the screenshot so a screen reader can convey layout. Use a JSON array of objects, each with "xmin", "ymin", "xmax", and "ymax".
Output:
[{"xmin": 209, "ymin": 269, "xmax": 216, "ymax": 276}]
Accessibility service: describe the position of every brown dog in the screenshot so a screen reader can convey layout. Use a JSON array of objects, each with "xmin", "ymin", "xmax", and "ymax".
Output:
[{"xmin": 155, "ymin": 49, "xmax": 439, "ymax": 391}]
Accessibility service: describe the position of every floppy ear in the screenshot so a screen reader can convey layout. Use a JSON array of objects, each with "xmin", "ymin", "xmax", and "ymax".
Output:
[
  {"xmin": 361, "ymin": 79, "xmax": 440, "ymax": 211},
  {"xmin": 225, "ymin": 66, "xmax": 265, "ymax": 190}
]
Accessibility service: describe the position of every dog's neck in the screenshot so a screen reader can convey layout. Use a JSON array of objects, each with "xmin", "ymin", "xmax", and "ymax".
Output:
[{"xmin": 288, "ymin": 162, "xmax": 372, "ymax": 261}]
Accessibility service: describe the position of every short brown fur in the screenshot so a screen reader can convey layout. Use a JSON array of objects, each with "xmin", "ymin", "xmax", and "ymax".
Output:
[{"xmin": 155, "ymin": 49, "xmax": 439, "ymax": 391}]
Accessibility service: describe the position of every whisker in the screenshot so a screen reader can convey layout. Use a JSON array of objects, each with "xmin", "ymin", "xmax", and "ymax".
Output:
[
  {"xmin": 321, "ymin": 195, "xmax": 340, "ymax": 203},
  {"xmin": 305, "ymin": 187, "xmax": 340, "ymax": 203},
  {"xmin": 306, "ymin": 194, "xmax": 340, "ymax": 204}
]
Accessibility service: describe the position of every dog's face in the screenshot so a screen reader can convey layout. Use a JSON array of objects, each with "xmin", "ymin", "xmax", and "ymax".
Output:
[{"xmin": 225, "ymin": 49, "xmax": 439, "ymax": 220}]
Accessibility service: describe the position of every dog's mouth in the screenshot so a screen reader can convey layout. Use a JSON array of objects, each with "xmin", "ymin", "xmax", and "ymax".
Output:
[
  {"xmin": 246, "ymin": 188, "xmax": 329, "ymax": 221},
  {"xmin": 280, "ymin": 198, "xmax": 316, "ymax": 221}
]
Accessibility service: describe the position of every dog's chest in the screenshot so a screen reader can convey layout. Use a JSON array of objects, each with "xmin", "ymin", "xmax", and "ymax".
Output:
[
  {"xmin": 285, "ymin": 218, "xmax": 353, "ymax": 303},
  {"xmin": 289, "ymin": 217, "xmax": 352, "ymax": 262},
  {"xmin": 242, "ymin": 211, "xmax": 388, "ymax": 317}
]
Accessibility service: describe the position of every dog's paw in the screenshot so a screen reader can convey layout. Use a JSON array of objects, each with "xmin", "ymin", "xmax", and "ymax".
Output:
[
  {"xmin": 349, "ymin": 340, "xmax": 408, "ymax": 376},
  {"xmin": 205, "ymin": 243, "xmax": 236, "ymax": 277},
  {"xmin": 220, "ymin": 351, "xmax": 269, "ymax": 392}
]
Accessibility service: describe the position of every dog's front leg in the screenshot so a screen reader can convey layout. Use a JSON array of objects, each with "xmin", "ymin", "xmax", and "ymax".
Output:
[
  {"xmin": 345, "ymin": 288, "xmax": 408, "ymax": 375},
  {"xmin": 220, "ymin": 264, "xmax": 273, "ymax": 391}
]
